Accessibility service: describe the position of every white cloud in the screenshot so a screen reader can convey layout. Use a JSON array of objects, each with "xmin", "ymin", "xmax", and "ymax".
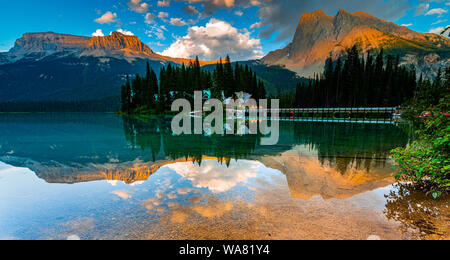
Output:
[
  {"xmin": 256, "ymin": 0, "xmax": 411, "ymax": 41},
  {"xmin": 415, "ymin": 3, "xmax": 429, "ymax": 16},
  {"xmin": 157, "ymin": 0, "xmax": 171, "ymax": 7},
  {"xmin": 170, "ymin": 18, "xmax": 188, "ymax": 26},
  {"xmin": 107, "ymin": 180, "xmax": 118, "ymax": 186},
  {"xmin": 173, "ymin": 0, "xmax": 249, "ymax": 17},
  {"xmin": 429, "ymin": 26, "xmax": 446, "ymax": 34},
  {"xmin": 177, "ymin": 0, "xmax": 410, "ymax": 41},
  {"xmin": 250, "ymin": 22, "xmax": 263, "ymax": 29},
  {"xmin": 153, "ymin": 41, "xmax": 165, "ymax": 47},
  {"xmin": 178, "ymin": 0, "xmax": 259, "ymax": 9},
  {"xmin": 432, "ymin": 19, "xmax": 447, "ymax": 25},
  {"xmin": 179, "ymin": 0, "xmax": 410, "ymax": 42},
  {"xmin": 111, "ymin": 190, "xmax": 132, "ymax": 199},
  {"xmin": 187, "ymin": 0, "xmax": 236, "ymax": 8},
  {"xmin": 145, "ymin": 13, "xmax": 156, "ymax": 24},
  {"xmin": 425, "ymin": 8, "xmax": 448, "ymax": 16},
  {"xmin": 234, "ymin": 10, "xmax": 243, "ymax": 16},
  {"xmin": 401, "ymin": 23, "xmax": 413, "ymax": 27},
  {"xmin": 429, "ymin": 25, "xmax": 450, "ymax": 36},
  {"xmin": 158, "ymin": 11, "xmax": 169, "ymax": 20},
  {"xmin": 146, "ymin": 26, "xmax": 166, "ymax": 40},
  {"xmin": 128, "ymin": 0, "xmax": 149, "ymax": 13},
  {"xmin": 160, "ymin": 18, "xmax": 263, "ymax": 60},
  {"xmin": 113, "ymin": 29, "xmax": 134, "ymax": 36},
  {"xmin": 183, "ymin": 5, "xmax": 199, "ymax": 16},
  {"xmin": 251, "ymin": 0, "xmax": 261, "ymax": 6},
  {"xmin": 167, "ymin": 160, "xmax": 262, "ymax": 193},
  {"xmin": 92, "ymin": 29, "xmax": 104, "ymax": 37},
  {"xmin": 94, "ymin": 11, "xmax": 118, "ymax": 24}
]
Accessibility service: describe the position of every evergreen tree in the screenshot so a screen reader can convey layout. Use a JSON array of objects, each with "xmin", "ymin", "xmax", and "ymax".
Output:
[
  {"xmin": 291, "ymin": 46, "xmax": 416, "ymax": 109},
  {"xmin": 235, "ymin": 62, "xmax": 243, "ymax": 92},
  {"xmin": 334, "ymin": 57, "xmax": 342, "ymax": 107},
  {"xmin": 324, "ymin": 56, "xmax": 334, "ymax": 107},
  {"xmin": 121, "ymin": 75, "xmax": 131, "ymax": 112},
  {"xmin": 374, "ymin": 48, "xmax": 385, "ymax": 105},
  {"xmin": 223, "ymin": 55, "xmax": 235, "ymax": 98},
  {"xmin": 120, "ymin": 56, "xmax": 269, "ymax": 113}
]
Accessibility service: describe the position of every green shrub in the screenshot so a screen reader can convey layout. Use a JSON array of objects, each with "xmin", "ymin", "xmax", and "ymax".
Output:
[
  {"xmin": 392, "ymin": 67, "xmax": 449, "ymax": 198},
  {"xmin": 391, "ymin": 111, "xmax": 449, "ymax": 198}
]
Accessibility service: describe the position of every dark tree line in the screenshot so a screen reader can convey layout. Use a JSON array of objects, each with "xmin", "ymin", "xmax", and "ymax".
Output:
[
  {"xmin": 211, "ymin": 56, "xmax": 266, "ymax": 101},
  {"xmin": 121, "ymin": 56, "xmax": 267, "ymax": 113},
  {"xmin": 121, "ymin": 61, "xmax": 158, "ymax": 113},
  {"xmin": 413, "ymin": 66, "xmax": 450, "ymax": 110},
  {"xmin": 121, "ymin": 116, "xmax": 411, "ymax": 174},
  {"xmin": 291, "ymin": 45, "xmax": 417, "ymax": 108},
  {"xmin": 292, "ymin": 121, "xmax": 411, "ymax": 174},
  {"xmin": 122, "ymin": 116, "xmax": 260, "ymax": 166}
]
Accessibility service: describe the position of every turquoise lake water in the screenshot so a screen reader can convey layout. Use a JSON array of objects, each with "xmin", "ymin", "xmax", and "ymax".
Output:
[{"xmin": 0, "ymin": 113, "xmax": 447, "ymax": 240}]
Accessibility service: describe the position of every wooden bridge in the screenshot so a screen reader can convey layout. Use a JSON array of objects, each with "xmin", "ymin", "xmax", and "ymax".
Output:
[
  {"xmin": 248, "ymin": 107, "xmax": 396, "ymax": 113},
  {"xmin": 245, "ymin": 107, "xmax": 400, "ymax": 124},
  {"xmin": 246, "ymin": 117, "xmax": 397, "ymax": 124},
  {"xmin": 247, "ymin": 107, "xmax": 397, "ymax": 116}
]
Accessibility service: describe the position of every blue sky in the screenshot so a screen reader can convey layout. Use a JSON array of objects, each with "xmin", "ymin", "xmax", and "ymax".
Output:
[{"xmin": 0, "ymin": 0, "xmax": 449, "ymax": 60}]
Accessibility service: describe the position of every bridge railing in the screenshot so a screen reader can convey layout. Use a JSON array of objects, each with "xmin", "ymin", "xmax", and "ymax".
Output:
[
  {"xmin": 246, "ymin": 107, "xmax": 397, "ymax": 113},
  {"xmin": 246, "ymin": 117, "xmax": 396, "ymax": 125}
]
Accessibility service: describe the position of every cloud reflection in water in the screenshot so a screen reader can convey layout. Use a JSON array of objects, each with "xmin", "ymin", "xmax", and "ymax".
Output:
[{"xmin": 167, "ymin": 159, "xmax": 281, "ymax": 193}]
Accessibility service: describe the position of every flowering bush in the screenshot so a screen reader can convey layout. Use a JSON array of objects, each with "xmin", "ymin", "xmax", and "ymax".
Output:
[
  {"xmin": 392, "ymin": 67, "xmax": 449, "ymax": 198},
  {"xmin": 392, "ymin": 107, "xmax": 449, "ymax": 198}
]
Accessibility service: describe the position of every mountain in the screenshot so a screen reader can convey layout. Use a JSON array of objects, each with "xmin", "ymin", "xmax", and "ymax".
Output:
[
  {"xmin": 0, "ymin": 52, "xmax": 8, "ymax": 64},
  {"xmin": 0, "ymin": 32, "xmax": 224, "ymax": 104},
  {"xmin": 2, "ymin": 10, "xmax": 448, "ymax": 107},
  {"xmin": 0, "ymin": 113, "xmax": 405, "ymax": 199},
  {"xmin": 3, "ymin": 31, "xmax": 219, "ymax": 65},
  {"xmin": 262, "ymin": 9, "xmax": 450, "ymax": 78},
  {"xmin": 0, "ymin": 54, "xmax": 161, "ymax": 103},
  {"xmin": 0, "ymin": 31, "xmax": 302, "ymax": 105}
]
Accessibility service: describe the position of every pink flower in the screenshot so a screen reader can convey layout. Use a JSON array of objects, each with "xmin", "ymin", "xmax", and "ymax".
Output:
[{"xmin": 421, "ymin": 112, "xmax": 432, "ymax": 118}]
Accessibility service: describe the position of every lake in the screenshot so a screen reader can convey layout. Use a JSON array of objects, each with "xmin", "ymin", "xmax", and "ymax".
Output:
[{"xmin": 0, "ymin": 113, "xmax": 448, "ymax": 240}]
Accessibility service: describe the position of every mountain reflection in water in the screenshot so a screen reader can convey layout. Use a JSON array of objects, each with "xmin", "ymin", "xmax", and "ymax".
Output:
[
  {"xmin": 0, "ymin": 114, "xmax": 411, "ymax": 191},
  {"xmin": 1, "ymin": 114, "xmax": 448, "ymax": 240}
]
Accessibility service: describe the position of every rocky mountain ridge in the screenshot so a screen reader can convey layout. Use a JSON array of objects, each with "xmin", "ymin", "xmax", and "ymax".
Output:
[
  {"xmin": 3, "ymin": 31, "xmax": 219, "ymax": 66},
  {"xmin": 1, "ymin": 9, "xmax": 449, "ymax": 104},
  {"xmin": 262, "ymin": 9, "xmax": 450, "ymax": 78}
]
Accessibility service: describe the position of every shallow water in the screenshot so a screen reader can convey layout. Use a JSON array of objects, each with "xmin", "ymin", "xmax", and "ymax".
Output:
[{"xmin": 0, "ymin": 113, "xmax": 448, "ymax": 240}]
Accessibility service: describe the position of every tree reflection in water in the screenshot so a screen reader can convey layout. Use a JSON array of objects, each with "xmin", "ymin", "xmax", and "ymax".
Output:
[
  {"xmin": 122, "ymin": 116, "xmax": 261, "ymax": 166},
  {"xmin": 292, "ymin": 122, "xmax": 412, "ymax": 174},
  {"xmin": 384, "ymin": 183, "xmax": 449, "ymax": 240},
  {"xmin": 122, "ymin": 116, "xmax": 412, "ymax": 175}
]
